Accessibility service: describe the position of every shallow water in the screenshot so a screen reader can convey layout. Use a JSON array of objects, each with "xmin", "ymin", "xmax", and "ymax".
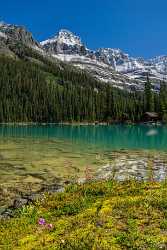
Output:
[{"xmin": 0, "ymin": 124, "xmax": 167, "ymax": 206}]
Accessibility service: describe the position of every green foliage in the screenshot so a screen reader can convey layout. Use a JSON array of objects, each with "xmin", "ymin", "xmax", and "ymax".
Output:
[
  {"xmin": 159, "ymin": 81, "xmax": 167, "ymax": 121},
  {"xmin": 1, "ymin": 180, "xmax": 167, "ymax": 249},
  {"xmin": 144, "ymin": 75, "xmax": 154, "ymax": 112},
  {"xmin": 160, "ymin": 219, "xmax": 167, "ymax": 230}
]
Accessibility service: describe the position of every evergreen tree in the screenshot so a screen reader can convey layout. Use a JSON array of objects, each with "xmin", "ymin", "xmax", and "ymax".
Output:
[
  {"xmin": 159, "ymin": 81, "xmax": 167, "ymax": 121},
  {"xmin": 144, "ymin": 74, "xmax": 154, "ymax": 112}
]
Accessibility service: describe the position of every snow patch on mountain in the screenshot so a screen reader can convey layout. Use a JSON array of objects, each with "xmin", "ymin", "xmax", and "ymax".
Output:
[
  {"xmin": 40, "ymin": 38, "xmax": 57, "ymax": 46},
  {"xmin": 41, "ymin": 29, "xmax": 83, "ymax": 47},
  {"xmin": 96, "ymin": 48, "xmax": 146, "ymax": 73},
  {"xmin": 0, "ymin": 31, "xmax": 7, "ymax": 39},
  {"xmin": 53, "ymin": 53, "xmax": 111, "ymax": 68}
]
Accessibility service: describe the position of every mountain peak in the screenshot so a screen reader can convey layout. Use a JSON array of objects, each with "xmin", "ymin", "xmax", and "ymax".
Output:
[
  {"xmin": 41, "ymin": 29, "xmax": 83, "ymax": 47},
  {"xmin": 57, "ymin": 29, "xmax": 83, "ymax": 46},
  {"xmin": 58, "ymin": 29, "xmax": 75, "ymax": 35}
]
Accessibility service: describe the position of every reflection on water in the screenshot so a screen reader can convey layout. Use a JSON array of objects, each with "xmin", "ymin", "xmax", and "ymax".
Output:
[
  {"xmin": 0, "ymin": 124, "xmax": 167, "ymax": 206},
  {"xmin": 146, "ymin": 129, "xmax": 158, "ymax": 137},
  {"xmin": 0, "ymin": 124, "xmax": 167, "ymax": 150}
]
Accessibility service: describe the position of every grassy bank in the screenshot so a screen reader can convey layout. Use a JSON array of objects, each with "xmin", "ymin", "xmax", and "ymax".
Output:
[{"xmin": 1, "ymin": 180, "xmax": 167, "ymax": 249}]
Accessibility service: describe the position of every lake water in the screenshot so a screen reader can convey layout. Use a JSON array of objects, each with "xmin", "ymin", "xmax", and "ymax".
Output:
[{"xmin": 0, "ymin": 124, "xmax": 167, "ymax": 206}]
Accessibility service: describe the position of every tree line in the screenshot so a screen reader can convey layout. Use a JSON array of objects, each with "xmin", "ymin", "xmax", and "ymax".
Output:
[{"xmin": 0, "ymin": 54, "xmax": 166, "ymax": 123}]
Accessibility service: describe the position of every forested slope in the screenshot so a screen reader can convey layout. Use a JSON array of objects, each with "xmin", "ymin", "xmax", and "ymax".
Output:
[{"xmin": 0, "ymin": 43, "xmax": 166, "ymax": 123}]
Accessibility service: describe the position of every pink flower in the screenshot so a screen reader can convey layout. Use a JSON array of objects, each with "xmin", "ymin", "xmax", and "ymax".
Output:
[
  {"xmin": 47, "ymin": 223, "xmax": 53, "ymax": 229},
  {"xmin": 38, "ymin": 218, "xmax": 46, "ymax": 225}
]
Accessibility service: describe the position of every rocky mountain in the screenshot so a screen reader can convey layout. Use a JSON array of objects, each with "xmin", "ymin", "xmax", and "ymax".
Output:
[
  {"xmin": 40, "ymin": 30, "xmax": 142, "ymax": 90},
  {"xmin": 41, "ymin": 29, "xmax": 167, "ymax": 91},
  {"xmin": 0, "ymin": 22, "xmax": 43, "ymax": 56},
  {"xmin": 41, "ymin": 29, "xmax": 87, "ymax": 55},
  {"xmin": 0, "ymin": 21, "xmax": 167, "ymax": 91},
  {"xmin": 96, "ymin": 48, "xmax": 145, "ymax": 73}
]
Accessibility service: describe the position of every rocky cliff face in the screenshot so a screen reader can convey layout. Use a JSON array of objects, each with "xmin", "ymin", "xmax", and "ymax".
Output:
[
  {"xmin": 96, "ymin": 48, "xmax": 145, "ymax": 73},
  {"xmin": 0, "ymin": 22, "xmax": 41, "ymax": 49},
  {"xmin": 41, "ymin": 29, "xmax": 87, "ymax": 55}
]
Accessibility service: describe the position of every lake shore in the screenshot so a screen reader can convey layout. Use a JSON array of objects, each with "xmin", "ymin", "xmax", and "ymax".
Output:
[
  {"xmin": 0, "ymin": 124, "xmax": 167, "ymax": 223},
  {"xmin": 1, "ymin": 133, "xmax": 167, "ymax": 249},
  {"xmin": 1, "ymin": 149, "xmax": 167, "ymax": 217},
  {"xmin": 0, "ymin": 121, "xmax": 164, "ymax": 126}
]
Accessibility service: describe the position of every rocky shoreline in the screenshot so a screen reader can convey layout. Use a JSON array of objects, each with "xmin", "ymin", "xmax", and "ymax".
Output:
[
  {"xmin": 1, "ymin": 153, "xmax": 167, "ymax": 220},
  {"xmin": 0, "ymin": 183, "xmax": 65, "ymax": 219}
]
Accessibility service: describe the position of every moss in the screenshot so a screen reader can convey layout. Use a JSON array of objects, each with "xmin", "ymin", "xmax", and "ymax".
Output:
[{"xmin": 1, "ymin": 180, "xmax": 167, "ymax": 249}]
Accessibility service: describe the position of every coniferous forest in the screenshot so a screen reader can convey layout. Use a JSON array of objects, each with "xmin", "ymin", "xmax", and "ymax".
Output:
[{"xmin": 0, "ymin": 46, "xmax": 166, "ymax": 123}]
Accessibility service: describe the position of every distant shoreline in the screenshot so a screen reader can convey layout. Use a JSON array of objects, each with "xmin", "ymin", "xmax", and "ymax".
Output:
[{"xmin": 0, "ymin": 121, "xmax": 164, "ymax": 126}]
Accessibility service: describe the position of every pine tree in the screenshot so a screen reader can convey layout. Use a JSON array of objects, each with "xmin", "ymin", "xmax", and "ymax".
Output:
[
  {"xmin": 144, "ymin": 74, "xmax": 154, "ymax": 112},
  {"xmin": 159, "ymin": 81, "xmax": 167, "ymax": 121}
]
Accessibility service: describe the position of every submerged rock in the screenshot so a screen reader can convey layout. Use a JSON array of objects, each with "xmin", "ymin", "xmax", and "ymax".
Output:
[{"xmin": 95, "ymin": 155, "xmax": 167, "ymax": 182}]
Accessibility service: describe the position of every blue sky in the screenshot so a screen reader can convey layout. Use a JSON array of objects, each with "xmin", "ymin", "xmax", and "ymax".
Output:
[{"xmin": 1, "ymin": 0, "xmax": 167, "ymax": 58}]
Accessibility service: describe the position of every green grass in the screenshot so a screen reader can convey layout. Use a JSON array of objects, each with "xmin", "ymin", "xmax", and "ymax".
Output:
[{"xmin": 1, "ymin": 180, "xmax": 167, "ymax": 249}]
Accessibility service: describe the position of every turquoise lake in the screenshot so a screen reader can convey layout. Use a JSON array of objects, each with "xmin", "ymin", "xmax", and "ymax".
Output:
[
  {"xmin": 0, "ymin": 124, "xmax": 167, "ymax": 150},
  {"xmin": 0, "ymin": 124, "xmax": 167, "ymax": 207}
]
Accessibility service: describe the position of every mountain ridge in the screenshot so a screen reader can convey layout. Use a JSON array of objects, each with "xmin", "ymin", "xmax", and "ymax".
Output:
[
  {"xmin": 40, "ymin": 28, "xmax": 167, "ymax": 90},
  {"xmin": 40, "ymin": 28, "xmax": 167, "ymax": 74},
  {"xmin": 0, "ymin": 21, "xmax": 167, "ymax": 91}
]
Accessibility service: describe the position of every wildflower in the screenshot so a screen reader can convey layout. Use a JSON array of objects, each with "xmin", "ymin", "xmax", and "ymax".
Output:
[
  {"xmin": 38, "ymin": 218, "xmax": 46, "ymax": 225},
  {"xmin": 47, "ymin": 223, "xmax": 53, "ymax": 229}
]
